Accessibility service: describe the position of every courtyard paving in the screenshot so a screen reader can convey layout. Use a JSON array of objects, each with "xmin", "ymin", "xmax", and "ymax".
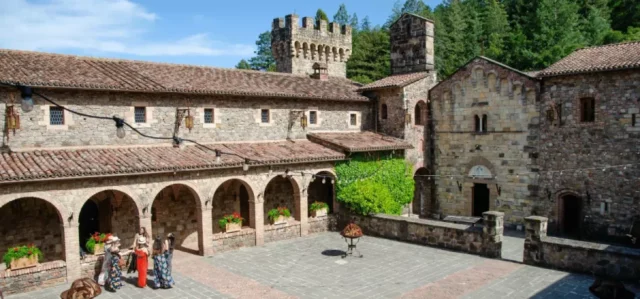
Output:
[{"xmin": 7, "ymin": 232, "xmax": 638, "ymax": 299}]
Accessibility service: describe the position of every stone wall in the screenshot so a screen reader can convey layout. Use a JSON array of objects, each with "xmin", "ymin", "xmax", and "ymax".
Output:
[
  {"xmin": 211, "ymin": 180, "xmax": 245, "ymax": 234},
  {"xmin": 537, "ymin": 70, "xmax": 640, "ymax": 241},
  {"xmin": 0, "ymin": 89, "xmax": 371, "ymax": 149},
  {"xmin": 264, "ymin": 222, "xmax": 301, "ymax": 243},
  {"xmin": 308, "ymin": 215, "xmax": 337, "ymax": 234},
  {"xmin": 0, "ymin": 261, "xmax": 66, "ymax": 295},
  {"xmin": 428, "ymin": 58, "xmax": 539, "ymax": 226},
  {"xmin": 212, "ymin": 228, "xmax": 256, "ymax": 253},
  {"xmin": 264, "ymin": 176, "xmax": 297, "ymax": 224},
  {"xmin": 524, "ymin": 216, "xmax": 640, "ymax": 280},
  {"xmin": 80, "ymin": 254, "xmax": 104, "ymax": 280},
  {"xmin": 0, "ymin": 197, "xmax": 64, "ymax": 262},
  {"xmin": 339, "ymin": 211, "xmax": 504, "ymax": 258},
  {"xmin": 390, "ymin": 13, "xmax": 435, "ymax": 74},
  {"xmin": 151, "ymin": 186, "xmax": 200, "ymax": 252}
]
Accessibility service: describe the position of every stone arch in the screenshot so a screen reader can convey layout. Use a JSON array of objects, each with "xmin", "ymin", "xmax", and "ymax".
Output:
[
  {"xmin": 0, "ymin": 194, "xmax": 69, "ymax": 225},
  {"xmin": 310, "ymin": 44, "xmax": 317, "ymax": 60},
  {"xmin": 339, "ymin": 48, "xmax": 345, "ymax": 62},
  {"xmin": 0, "ymin": 197, "xmax": 66, "ymax": 262},
  {"xmin": 465, "ymin": 157, "xmax": 497, "ymax": 180},
  {"xmin": 471, "ymin": 65, "xmax": 484, "ymax": 87},
  {"xmin": 487, "ymin": 71, "xmax": 498, "ymax": 92},
  {"xmin": 294, "ymin": 41, "xmax": 301, "ymax": 58},
  {"xmin": 415, "ymin": 100, "xmax": 427, "ymax": 126},
  {"xmin": 303, "ymin": 42, "xmax": 309, "ymax": 59},
  {"xmin": 554, "ymin": 189, "xmax": 584, "ymax": 237},
  {"xmin": 263, "ymin": 174, "xmax": 301, "ymax": 225},
  {"xmin": 307, "ymin": 171, "xmax": 336, "ymax": 215},
  {"xmin": 150, "ymin": 183, "xmax": 203, "ymax": 254},
  {"xmin": 332, "ymin": 47, "xmax": 337, "ymax": 62},
  {"xmin": 413, "ymin": 167, "xmax": 431, "ymax": 217},
  {"xmin": 211, "ymin": 178, "xmax": 256, "ymax": 233},
  {"xmin": 512, "ymin": 81, "xmax": 523, "ymax": 99},
  {"xmin": 74, "ymin": 186, "xmax": 141, "ymax": 219}
]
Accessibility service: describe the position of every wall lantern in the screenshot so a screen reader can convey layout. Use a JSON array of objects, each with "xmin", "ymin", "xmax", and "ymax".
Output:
[
  {"xmin": 5, "ymin": 105, "xmax": 20, "ymax": 139},
  {"xmin": 405, "ymin": 110, "xmax": 411, "ymax": 126},
  {"xmin": 301, "ymin": 114, "xmax": 308, "ymax": 129},
  {"xmin": 243, "ymin": 159, "xmax": 250, "ymax": 172},
  {"xmin": 19, "ymin": 86, "xmax": 34, "ymax": 112},
  {"xmin": 184, "ymin": 111, "xmax": 194, "ymax": 131}
]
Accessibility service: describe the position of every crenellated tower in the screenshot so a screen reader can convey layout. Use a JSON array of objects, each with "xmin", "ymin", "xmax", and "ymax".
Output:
[
  {"xmin": 390, "ymin": 13, "xmax": 435, "ymax": 74},
  {"xmin": 271, "ymin": 14, "xmax": 352, "ymax": 78}
]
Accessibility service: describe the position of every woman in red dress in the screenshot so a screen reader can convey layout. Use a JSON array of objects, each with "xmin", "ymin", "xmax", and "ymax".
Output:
[{"xmin": 134, "ymin": 236, "xmax": 149, "ymax": 288}]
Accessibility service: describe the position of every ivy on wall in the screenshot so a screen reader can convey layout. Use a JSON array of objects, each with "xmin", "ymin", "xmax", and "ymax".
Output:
[{"xmin": 335, "ymin": 153, "xmax": 414, "ymax": 215}]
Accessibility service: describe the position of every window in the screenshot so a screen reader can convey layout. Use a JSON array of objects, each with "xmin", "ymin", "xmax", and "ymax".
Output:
[
  {"xmin": 632, "ymin": 114, "xmax": 636, "ymax": 127},
  {"xmin": 557, "ymin": 104, "xmax": 563, "ymax": 126},
  {"xmin": 474, "ymin": 114, "xmax": 487, "ymax": 133},
  {"xmin": 134, "ymin": 106, "xmax": 146, "ymax": 123},
  {"xmin": 381, "ymin": 104, "xmax": 388, "ymax": 120},
  {"xmin": 204, "ymin": 108, "xmax": 214, "ymax": 124},
  {"xmin": 309, "ymin": 111, "xmax": 317, "ymax": 125},
  {"xmin": 580, "ymin": 98, "xmax": 595, "ymax": 122},
  {"xmin": 474, "ymin": 115, "xmax": 481, "ymax": 132},
  {"xmin": 414, "ymin": 104, "xmax": 423, "ymax": 125},
  {"xmin": 350, "ymin": 113, "xmax": 357, "ymax": 126},
  {"xmin": 546, "ymin": 109, "xmax": 555, "ymax": 122},
  {"xmin": 49, "ymin": 106, "xmax": 64, "ymax": 125},
  {"xmin": 261, "ymin": 109, "xmax": 270, "ymax": 123},
  {"xmin": 482, "ymin": 114, "xmax": 487, "ymax": 132}
]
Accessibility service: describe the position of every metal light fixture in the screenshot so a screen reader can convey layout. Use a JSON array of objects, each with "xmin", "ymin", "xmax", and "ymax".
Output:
[
  {"xmin": 496, "ymin": 184, "xmax": 502, "ymax": 196},
  {"xmin": 5, "ymin": 105, "xmax": 20, "ymax": 133},
  {"xmin": 19, "ymin": 86, "xmax": 34, "ymax": 112},
  {"xmin": 113, "ymin": 116, "xmax": 125, "ymax": 139},
  {"xmin": 282, "ymin": 169, "xmax": 290, "ymax": 178},
  {"xmin": 331, "ymin": 179, "xmax": 335, "ymax": 185},
  {"xmin": 173, "ymin": 136, "xmax": 185, "ymax": 150},
  {"xmin": 301, "ymin": 114, "xmax": 308, "ymax": 129},
  {"xmin": 311, "ymin": 174, "xmax": 316, "ymax": 182},
  {"xmin": 243, "ymin": 159, "xmax": 250, "ymax": 172},
  {"xmin": 184, "ymin": 111, "xmax": 194, "ymax": 131},
  {"xmin": 322, "ymin": 178, "xmax": 326, "ymax": 184},
  {"xmin": 215, "ymin": 149, "xmax": 221, "ymax": 163}
]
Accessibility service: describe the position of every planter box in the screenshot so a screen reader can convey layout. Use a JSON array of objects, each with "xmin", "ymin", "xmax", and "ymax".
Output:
[
  {"xmin": 311, "ymin": 208, "xmax": 328, "ymax": 218},
  {"xmin": 10, "ymin": 255, "xmax": 38, "ymax": 270},
  {"xmin": 93, "ymin": 243, "xmax": 105, "ymax": 255},
  {"xmin": 224, "ymin": 222, "xmax": 242, "ymax": 233},
  {"xmin": 271, "ymin": 215, "xmax": 287, "ymax": 225}
]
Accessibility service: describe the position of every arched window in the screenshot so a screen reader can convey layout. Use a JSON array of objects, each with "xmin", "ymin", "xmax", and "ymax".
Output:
[
  {"xmin": 474, "ymin": 115, "xmax": 481, "ymax": 132},
  {"xmin": 482, "ymin": 114, "xmax": 488, "ymax": 132},
  {"xmin": 415, "ymin": 102, "xmax": 426, "ymax": 126},
  {"xmin": 381, "ymin": 104, "xmax": 388, "ymax": 120}
]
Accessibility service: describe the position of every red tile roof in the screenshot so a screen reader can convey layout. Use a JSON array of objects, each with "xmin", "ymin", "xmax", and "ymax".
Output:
[
  {"xmin": 358, "ymin": 72, "xmax": 429, "ymax": 91},
  {"xmin": 0, "ymin": 140, "xmax": 345, "ymax": 183},
  {"xmin": 0, "ymin": 49, "xmax": 368, "ymax": 102},
  {"xmin": 307, "ymin": 131, "xmax": 412, "ymax": 153},
  {"xmin": 539, "ymin": 42, "xmax": 640, "ymax": 77}
]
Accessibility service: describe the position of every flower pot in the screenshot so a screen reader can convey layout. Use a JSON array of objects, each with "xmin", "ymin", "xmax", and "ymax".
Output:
[
  {"xmin": 311, "ymin": 208, "xmax": 328, "ymax": 218},
  {"xmin": 10, "ymin": 255, "xmax": 38, "ymax": 270},
  {"xmin": 225, "ymin": 222, "xmax": 242, "ymax": 233},
  {"xmin": 271, "ymin": 215, "xmax": 287, "ymax": 225},
  {"xmin": 93, "ymin": 243, "xmax": 105, "ymax": 255}
]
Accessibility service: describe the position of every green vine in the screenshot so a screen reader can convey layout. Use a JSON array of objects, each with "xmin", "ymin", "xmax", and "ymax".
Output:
[{"xmin": 335, "ymin": 152, "xmax": 414, "ymax": 216}]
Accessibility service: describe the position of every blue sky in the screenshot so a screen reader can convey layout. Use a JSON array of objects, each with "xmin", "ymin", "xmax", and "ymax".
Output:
[{"xmin": 0, "ymin": 0, "xmax": 442, "ymax": 68}]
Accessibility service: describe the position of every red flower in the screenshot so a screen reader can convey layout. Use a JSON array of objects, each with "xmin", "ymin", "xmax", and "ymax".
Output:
[
  {"xmin": 13, "ymin": 247, "xmax": 18, "ymax": 252},
  {"xmin": 27, "ymin": 250, "xmax": 33, "ymax": 255},
  {"xmin": 29, "ymin": 243, "xmax": 35, "ymax": 248}
]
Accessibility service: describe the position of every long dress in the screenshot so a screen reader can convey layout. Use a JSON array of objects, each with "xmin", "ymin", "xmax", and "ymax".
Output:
[
  {"xmin": 107, "ymin": 253, "xmax": 123, "ymax": 291},
  {"xmin": 152, "ymin": 253, "xmax": 174, "ymax": 289},
  {"xmin": 97, "ymin": 244, "xmax": 112, "ymax": 285},
  {"xmin": 135, "ymin": 249, "xmax": 148, "ymax": 288}
]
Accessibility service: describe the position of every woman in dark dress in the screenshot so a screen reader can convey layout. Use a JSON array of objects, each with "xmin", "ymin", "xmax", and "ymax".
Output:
[
  {"xmin": 106, "ymin": 237, "xmax": 123, "ymax": 292},
  {"xmin": 152, "ymin": 235, "xmax": 174, "ymax": 289}
]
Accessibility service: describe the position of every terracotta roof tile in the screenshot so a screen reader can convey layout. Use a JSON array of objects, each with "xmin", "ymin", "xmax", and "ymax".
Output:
[
  {"xmin": 358, "ymin": 72, "xmax": 429, "ymax": 91},
  {"xmin": 307, "ymin": 131, "xmax": 412, "ymax": 153},
  {"xmin": 0, "ymin": 49, "xmax": 368, "ymax": 102},
  {"xmin": 538, "ymin": 42, "xmax": 640, "ymax": 77},
  {"xmin": 0, "ymin": 140, "xmax": 345, "ymax": 183}
]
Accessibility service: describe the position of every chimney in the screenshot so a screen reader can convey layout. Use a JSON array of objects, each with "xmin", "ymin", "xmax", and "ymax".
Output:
[{"xmin": 311, "ymin": 62, "xmax": 329, "ymax": 81}]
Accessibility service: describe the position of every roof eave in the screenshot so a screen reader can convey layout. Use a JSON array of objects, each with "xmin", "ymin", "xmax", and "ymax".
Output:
[{"xmin": 538, "ymin": 65, "xmax": 640, "ymax": 78}]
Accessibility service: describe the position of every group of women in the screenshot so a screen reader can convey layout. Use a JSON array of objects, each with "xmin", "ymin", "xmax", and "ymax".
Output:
[{"xmin": 97, "ymin": 227, "xmax": 175, "ymax": 292}]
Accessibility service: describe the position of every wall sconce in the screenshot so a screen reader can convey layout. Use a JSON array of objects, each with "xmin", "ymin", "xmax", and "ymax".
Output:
[
  {"xmin": 301, "ymin": 114, "xmax": 308, "ymax": 129},
  {"xmin": 5, "ymin": 105, "xmax": 20, "ymax": 139},
  {"xmin": 495, "ymin": 184, "xmax": 502, "ymax": 196},
  {"xmin": 184, "ymin": 110, "xmax": 194, "ymax": 131},
  {"xmin": 405, "ymin": 110, "xmax": 411, "ymax": 126},
  {"xmin": 19, "ymin": 86, "xmax": 34, "ymax": 113},
  {"xmin": 456, "ymin": 181, "xmax": 462, "ymax": 192}
]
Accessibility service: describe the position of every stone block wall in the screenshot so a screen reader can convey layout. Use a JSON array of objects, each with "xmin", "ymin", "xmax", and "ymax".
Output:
[
  {"xmin": 151, "ymin": 186, "xmax": 199, "ymax": 252},
  {"xmin": 308, "ymin": 215, "xmax": 337, "ymax": 234},
  {"xmin": 109, "ymin": 195, "xmax": 140, "ymax": 250},
  {"xmin": 264, "ymin": 176, "xmax": 297, "ymax": 224},
  {"xmin": 524, "ymin": 216, "xmax": 640, "ymax": 280},
  {"xmin": 338, "ymin": 211, "xmax": 504, "ymax": 258},
  {"xmin": 0, "ymin": 197, "xmax": 65, "ymax": 262},
  {"xmin": 80, "ymin": 254, "xmax": 104, "ymax": 280},
  {"xmin": 264, "ymin": 222, "xmax": 301, "ymax": 243},
  {"xmin": 0, "ymin": 261, "xmax": 67, "ymax": 295},
  {"xmin": 211, "ymin": 180, "xmax": 244, "ymax": 234},
  {"xmin": 212, "ymin": 228, "xmax": 256, "ymax": 253},
  {"xmin": 0, "ymin": 89, "xmax": 371, "ymax": 149},
  {"xmin": 428, "ymin": 58, "xmax": 539, "ymax": 226},
  {"xmin": 390, "ymin": 13, "xmax": 435, "ymax": 74},
  {"xmin": 537, "ymin": 70, "xmax": 640, "ymax": 241}
]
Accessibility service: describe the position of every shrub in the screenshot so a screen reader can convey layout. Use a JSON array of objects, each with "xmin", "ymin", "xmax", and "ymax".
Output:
[
  {"xmin": 218, "ymin": 212, "xmax": 243, "ymax": 230},
  {"xmin": 267, "ymin": 207, "xmax": 291, "ymax": 222},
  {"xmin": 85, "ymin": 232, "xmax": 111, "ymax": 254},
  {"xmin": 309, "ymin": 201, "xmax": 329, "ymax": 212},
  {"xmin": 3, "ymin": 244, "xmax": 43, "ymax": 267}
]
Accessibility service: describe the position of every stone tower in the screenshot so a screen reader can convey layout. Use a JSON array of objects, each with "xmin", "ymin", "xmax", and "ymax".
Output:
[
  {"xmin": 271, "ymin": 14, "xmax": 352, "ymax": 78},
  {"xmin": 390, "ymin": 13, "xmax": 435, "ymax": 75}
]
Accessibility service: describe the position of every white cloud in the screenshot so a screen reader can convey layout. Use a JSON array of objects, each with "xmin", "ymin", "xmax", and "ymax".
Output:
[{"xmin": 0, "ymin": 0, "xmax": 254, "ymax": 57}]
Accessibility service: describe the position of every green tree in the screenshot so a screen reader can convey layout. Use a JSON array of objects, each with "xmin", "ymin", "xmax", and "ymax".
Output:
[
  {"xmin": 235, "ymin": 59, "xmax": 251, "ymax": 70},
  {"xmin": 315, "ymin": 8, "xmax": 329, "ymax": 29},
  {"xmin": 463, "ymin": 1, "xmax": 483, "ymax": 59},
  {"xmin": 346, "ymin": 28, "xmax": 391, "ymax": 84},
  {"xmin": 439, "ymin": 0, "xmax": 468, "ymax": 77},
  {"xmin": 384, "ymin": 0, "xmax": 428, "ymax": 28},
  {"xmin": 581, "ymin": 6, "xmax": 612, "ymax": 45},
  {"xmin": 480, "ymin": 0, "xmax": 510, "ymax": 59},
  {"xmin": 609, "ymin": 0, "xmax": 640, "ymax": 32},
  {"xmin": 333, "ymin": 4, "xmax": 350, "ymax": 25},
  {"xmin": 350, "ymin": 13, "xmax": 359, "ymax": 29},
  {"xmin": 245, "ymin": 31, "xmax": 275, "ymax": 71},
  {"xmin": 360, "ymin": 16, "xmax": 371, "ymax": 31}
]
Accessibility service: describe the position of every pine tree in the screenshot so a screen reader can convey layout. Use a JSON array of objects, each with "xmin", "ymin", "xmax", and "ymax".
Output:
[
  {"xmin": 315, "ymin": 9, "xmax": 329, "ymax": 29},
  {"xmin": 440, "ymin": 0, "xmax": 468, "ymax": 77},
  {"xmin": 333, "ymin": 4, "xmax": 350, "ymax": 25},
  {"xmin": 609, "ymin": 0, "xmax": 640, "ymax": 33},
  {"xmin": 347, "ymin": 29, "xmax": 391, "ymax": 84},
  {"xmin": 531, "ymin": 0, "xmax": 585, "ymax": 69},
  {"xmin": 384, "ymin": 0, "xmax": 428, "ymax": 28},
  {"xmin": 247, "ymin": 31, "xmax": 276, "ymax": 71},
  {"xmin": 360, "ymin": 16, "xmax": 372, "ymax": 32},
  {"xmin": 581, "ymin": 6, "xmax": 612, "ymax": 45},
  {"xmin": 350, "ymin": 13, "xmax": 359, "ymax": 29},
  {"xmin": 463, "ymin": 1, "xmax": 483, "ymax": 59},
  {"xmin": 482, "ymin": 0, "xmax": 510, "ymax": 59}
]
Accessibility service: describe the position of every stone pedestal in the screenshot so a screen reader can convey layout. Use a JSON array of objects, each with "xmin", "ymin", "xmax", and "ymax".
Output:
[
  {"xmin": 482, "ymin": 211, "xmax": 504, "ymax": 258},
  {"xmin": 524, "ymin": 216, "xmax": 548, "ymax": 265},
  {"xmin": 63, "ymin": 224, "xmax": 81, "ymax": 281}
]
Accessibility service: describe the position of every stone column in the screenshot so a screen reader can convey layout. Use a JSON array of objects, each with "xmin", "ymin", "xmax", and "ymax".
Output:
[
  {"xmin": 64, "ymin": 223, "xmax": 81, "ymax": 281},
  {"xmin": 481, "ymin": 211, "xmax": 504, "ymax": 258},
  {"xmin": 524, "ymin": 216, "xmax": 548, "ymax": 265},
  {"xmin": 198, "ymin": 207, "xmax": 214, "ymax": 256},
  {"xmin": 251, "ymin": 197, "xmax": 264, "ymax": 246},
  {"xmin": 298, "ymin": 192, "xmax": 309, "ymax": 236}
]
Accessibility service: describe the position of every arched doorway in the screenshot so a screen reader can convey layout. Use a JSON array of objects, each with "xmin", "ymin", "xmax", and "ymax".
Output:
[
  {"xmin": 151, "ymin": 184, "xmax": 201, "ymax": 253},
  {"xmin": 559, "ymin": 194, "xmax": 583, "ymax": 238},
  {"xmin": 0, "ymin": 198, "xmax": 65, "ymax": 262},
  {"xmin": 413, "ymin": 168, "xmax": 430, "ymax": 217},
  {"xmin": 307, "ymin": 172, "xmax": 335, "ymax": 215},
  {"xmin": 79, "ymin": 190, "xmax": 139, "ymax": 252},
  {"xmin": 212, "ymin": 179, "xmax": 255, "ymax": 233},
  {"xmin": 264, "ymin": 176, "xmax": 299, "ymax": 225}
]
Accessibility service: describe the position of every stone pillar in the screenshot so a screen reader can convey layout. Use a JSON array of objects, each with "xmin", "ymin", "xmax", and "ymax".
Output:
[
  {"xmin": 251, "ymin": 197, "xmax": 264, "ymax": 246},
  {"xmin": 198, "ymin": 207, "xmax": 214, "ymax": 256},
  {"xmin": 481, "ymin": 211, "xmax": 504, "ymax": 258},
  {"xmin": 524, "ymin": 216, "xmax": 548, "ymax": 265},
  {"xmin": 298, "ymin": 192, "xmax": 309, "ymax": 236},
  {"xmin": 64, "ymin": 223, "xmax": 81, "ymax": 281}
]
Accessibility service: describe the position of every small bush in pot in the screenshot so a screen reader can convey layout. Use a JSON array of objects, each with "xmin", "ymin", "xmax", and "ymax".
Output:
[
  {"xmin": 309, "ymin": 201, "xmax": 329, "ymax": 217},
  {"xmin": 218, "ymin": 212, "xmax": 243, "ymax": 232},
  {"xmin": 267, "ymin": 207, "xmax": 291, "ymax": 224},
  {"xmin": 3, "ymin": 244, "xmax": 43, "ymax": 269}
]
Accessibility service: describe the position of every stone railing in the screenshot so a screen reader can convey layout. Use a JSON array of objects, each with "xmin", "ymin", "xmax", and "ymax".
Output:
[
  {"xmin": 264, "ymin": 220, "xmax": 302, "ymax": 243},
  {"xmin": 339, "ymin": 211, "xmax": 504, "ymax": 258},
  {"xmin": 308, "ymin": 214, "xmax": 338, "ymax": 234},
  {"xmin": 0, "ymin": 261, "xmax": 66, "ymax": 295},
  {"xmin": 524, "ymin": 216, "xmax": 640, "ymax": 280},
  {"xmin": 212, "ymin": 227, "xmax": 256, "ymax": 253}
]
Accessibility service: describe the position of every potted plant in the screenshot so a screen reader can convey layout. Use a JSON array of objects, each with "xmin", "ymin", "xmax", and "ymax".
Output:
[
  {"xmin": 309, "ymin": 201, "xmax": 329, "ymax": 218},
  {"xmin": 218, "ymin": 212, "xmax": 243, "ymax": 233},
  {"xmin": 267, "ymin": 207, "xmax": 290, "ymax": 225},
  {"xmin": 85, "ymin": 232, "xmax": 111, "ymax": 255},
  {"xmin": 3, "ymin": 244, "xmax": 42, "ymax": 270}
]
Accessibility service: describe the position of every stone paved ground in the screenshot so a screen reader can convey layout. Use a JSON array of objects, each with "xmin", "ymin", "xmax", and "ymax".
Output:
[{"xmin": 8, "ymin": 232, "xmax": 639, "ymax": 299}]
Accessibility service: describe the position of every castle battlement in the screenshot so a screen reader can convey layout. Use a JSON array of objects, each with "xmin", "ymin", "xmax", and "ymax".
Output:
[{"xmin": 271, "ymin": 14, "xmax": 352, "ymax": 78}]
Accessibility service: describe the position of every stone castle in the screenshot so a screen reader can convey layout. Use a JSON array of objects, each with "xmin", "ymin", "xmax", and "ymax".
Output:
[{"xmin": 0, "ymin": 12, "xmax": 639, "ymax": 294}]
